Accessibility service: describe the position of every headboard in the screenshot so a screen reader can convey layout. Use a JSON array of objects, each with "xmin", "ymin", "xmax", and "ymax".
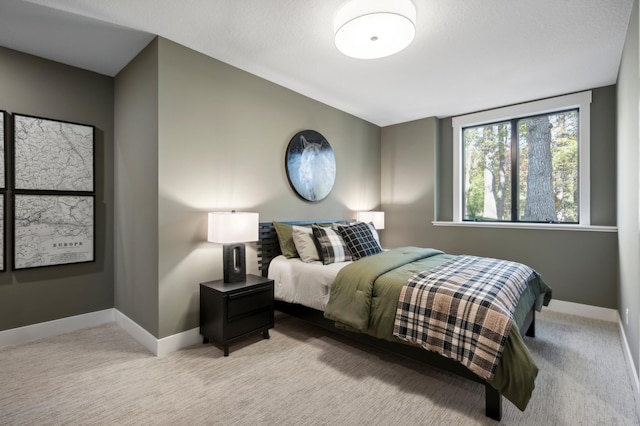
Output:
[{"xmin": 257, "ymin": 219, "xmax": 348, "ymax": 277}]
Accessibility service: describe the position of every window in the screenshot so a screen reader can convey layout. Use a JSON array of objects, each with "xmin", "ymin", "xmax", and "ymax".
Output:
[{"xmin": 453, "ymin": 91, "xmax": 591, "ymax": 225}]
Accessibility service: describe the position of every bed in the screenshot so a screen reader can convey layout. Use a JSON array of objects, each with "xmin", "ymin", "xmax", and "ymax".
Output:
[{"xmin": 257, "ymin": 220, "xmax": 552, "ymax": 421}]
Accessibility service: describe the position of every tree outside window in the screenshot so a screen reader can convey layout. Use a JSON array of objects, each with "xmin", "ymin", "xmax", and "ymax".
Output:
[{"xmin": 463, "ymin": 110, "xmax": 579, "ymax": 223}]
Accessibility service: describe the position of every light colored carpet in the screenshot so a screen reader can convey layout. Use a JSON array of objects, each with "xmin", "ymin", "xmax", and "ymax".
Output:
[{"xmin": 0, "ymin": 310, "xmax": 639, "ymax": 425}]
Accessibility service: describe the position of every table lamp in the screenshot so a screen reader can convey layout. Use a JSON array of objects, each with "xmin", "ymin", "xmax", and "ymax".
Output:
[
  {"xmin": 208, "ymin": 211, "xmax": 259, "ymax": 283},
  {"xmin": 356, "ymin": 211, "xmax": 385, "ymax": 230}
]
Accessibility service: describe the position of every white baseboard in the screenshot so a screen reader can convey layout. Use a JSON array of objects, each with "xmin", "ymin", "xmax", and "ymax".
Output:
[
  {"xmin": 618, "ymin": 318, "xmax": 640, "ymax": 393},
  {"xmin": 0, "ymin": 309, "xmax": 114, "ymax": 350},
  {"xmin": 113, "ymin": 310, "xmax": 201, "ymax": 357},
  {"xmin": 0, "ymin": 299, "xmax": 629, "ymax": 367},
  {"xmin": 0, "ymin": 308, "xmax": 201, "ymax": 357},
  {"xmin": 157, "ymin": 327, "xmax": 201, "ymax": 357},
  {"xmin": 113, "ymin": 310, "xmax": 159, "ymax": 356},
  {"xmin": 545, "ymin": 299, "xmax": 618, "ymax": 322}
]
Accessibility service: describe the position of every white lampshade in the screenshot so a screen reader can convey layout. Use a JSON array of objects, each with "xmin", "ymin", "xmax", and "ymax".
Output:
[
  {"xmin": 334, "ymin": 0, "xmax": 416, "ymax": 59},
  {"xmin": 207, "ymin": 212, "xmax": 259, "ymax": 243},
  {"xmin": 356, "ymin": 211, "xmax": 385, "ymax": 230}
]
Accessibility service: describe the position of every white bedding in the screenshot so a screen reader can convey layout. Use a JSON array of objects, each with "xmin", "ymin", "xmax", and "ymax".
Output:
[{"xmin": 268, "ymin": 255, "xmax": 350, "ymax": 311}]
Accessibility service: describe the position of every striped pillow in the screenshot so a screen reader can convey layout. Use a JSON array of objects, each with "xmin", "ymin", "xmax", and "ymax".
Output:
[
  {"xmin": 336, "ymin": 222, "xmax": 382, "ymax": 260},
  {"xmin": 312, "ymin": 225, "xmax": 353, "ymax": 265}
]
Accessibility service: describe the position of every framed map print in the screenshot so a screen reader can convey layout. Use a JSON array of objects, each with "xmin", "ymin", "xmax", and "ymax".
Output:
[
  {"xmin": 0, "ymin": 194, "xmax": 5, "ymax": 271},
  {"xmin": 0, "ymin": 110, "xmax": 6, "ymax": 189},
  {"xmin": 12, "ymin": 113, "xmax": 94, "ymax": 192},
  {"xmin": 13, "ymin": 194, "xmax": 94, "ymax": 269}
]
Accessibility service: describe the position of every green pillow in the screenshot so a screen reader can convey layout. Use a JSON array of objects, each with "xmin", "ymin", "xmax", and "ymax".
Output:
[
  {"xmin": 273, "ymin": 221, "xmax": 346, "ymax": 259},
  {"xmin": 273, "ymin": 222, "xmax": 298, "ymax": 258}
]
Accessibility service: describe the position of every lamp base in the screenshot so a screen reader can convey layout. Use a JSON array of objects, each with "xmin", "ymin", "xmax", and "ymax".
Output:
[{"xmin": 222, "ymin": 243, "xmax": 246, "ymax": 283}]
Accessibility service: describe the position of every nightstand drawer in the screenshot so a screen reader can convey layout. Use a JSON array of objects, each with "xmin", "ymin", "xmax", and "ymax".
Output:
[
  {"xmin": 226, "ymin": 309, "xmax": 272, "ymax": 338},
  {"xmin": 227, "ymin": 286, "xmax": 272, "ymax": 319}
]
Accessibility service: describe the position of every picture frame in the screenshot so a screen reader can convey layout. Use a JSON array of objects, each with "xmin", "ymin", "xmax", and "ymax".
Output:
[
  {"xmin": 0, "ymin": 193, "xmax": 5, "ymax": 272},
  {"xmin": 285, "ymin": 130, "xmax": 336, "ymax": 202},
  {"xmin": 13, "ymin": 194, "xmax": 95, "ymax": 270},
  {"xmin": 12, "ymin": 113, "xmax": 94, "ymax": 192},
  {"xmin": 0, "ymin": 110, "xmax": 6, "ymax": 190}
]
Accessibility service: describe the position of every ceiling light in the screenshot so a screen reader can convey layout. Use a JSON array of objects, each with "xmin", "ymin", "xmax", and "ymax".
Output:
[{"xmin": 334, "ymin": 0, "xmax": 416, "ymax": 59}]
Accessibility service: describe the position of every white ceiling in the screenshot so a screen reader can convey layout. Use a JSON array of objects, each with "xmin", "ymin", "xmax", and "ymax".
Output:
[{"xmin": 0, "ymin": 0, "xmax": 634, "ymax": 126}]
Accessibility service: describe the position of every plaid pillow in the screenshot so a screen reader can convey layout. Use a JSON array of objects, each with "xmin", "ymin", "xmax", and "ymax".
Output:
[
  {"xmin": 364, "ymin": 222, "xmax": 380, "ymax": 244},
  {"xmin": 312, "ymin": 225, "xmax": 353, "ymax": 265},
  {"xmin": 336, "ymin": 222, "xmax": 382, "ymax": 260}
]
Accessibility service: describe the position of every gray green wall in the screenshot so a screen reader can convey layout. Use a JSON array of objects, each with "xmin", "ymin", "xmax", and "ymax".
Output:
[
  {"xmin": 1, "ymin": 17, "xmax": 633, "ymax": 367},
  {"xmin": 381, "ymin": 85, "xmax": 618, "ymax": 309},
  {"xmin": 436, "ymin": 86, "xmax": 617, "ymax": 227},
  {"xmin": 116, "ymin": 37, "xmax": 381, "ymax": 339},
  {"xmin": 617, "ymin": 0, "xmax": 640, "ymax": 378},
  {"xmin": 381, "ymin": 117, "xmax": 438, "ymax": 248},
  {"xmin": 114, "ymin": 39, "xmax": 160, "ymax": 336},
  {"xmin": 0, "ymin": 46, "xmax": 114, "ymax": 331}
]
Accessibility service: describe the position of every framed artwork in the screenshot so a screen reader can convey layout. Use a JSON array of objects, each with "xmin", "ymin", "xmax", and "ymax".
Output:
[
  {"xmin": 13, "ymin": 194, "xmax": 94, "ymax": 270},
  {"xmin": 285, "ymin": 130, "xmax": 336, "ymax": 202},
  {"xmin": 12, "ymin": 113, "xmax": 94, "ymax": 192},
  {"xmin": 0, "ymin": 111, "xmax": 6, "ymax": 189},
  {"xmin": 0, "ymin": 194, "xmax": 5, "ymax": 271}
]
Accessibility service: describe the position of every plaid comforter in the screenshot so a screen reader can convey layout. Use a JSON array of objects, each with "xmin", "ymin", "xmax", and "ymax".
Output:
[{"xmin": 393, "ymin": 255, "xmax": 537, "ymax": 380}]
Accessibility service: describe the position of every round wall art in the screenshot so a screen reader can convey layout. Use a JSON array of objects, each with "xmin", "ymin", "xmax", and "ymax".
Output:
[{"xmin": 285, "ymin": 130, "xmax": 336, "ymax": 202}]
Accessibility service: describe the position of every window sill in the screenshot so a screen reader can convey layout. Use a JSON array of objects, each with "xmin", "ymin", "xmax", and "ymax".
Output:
[{"xmin": 432, "ymin": 221, "xmax": 617, "ymax": 233}]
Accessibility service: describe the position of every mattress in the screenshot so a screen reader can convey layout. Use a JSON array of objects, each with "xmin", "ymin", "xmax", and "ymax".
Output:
[{"xmin": 267, "ymin": 255, "xmax": 349, "ymax": 311}]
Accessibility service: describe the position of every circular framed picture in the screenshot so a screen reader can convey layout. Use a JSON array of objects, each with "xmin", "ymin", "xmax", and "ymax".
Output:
[{"xmin": 285, "ymin": 130, "xmax": 336, "ymax": 202}]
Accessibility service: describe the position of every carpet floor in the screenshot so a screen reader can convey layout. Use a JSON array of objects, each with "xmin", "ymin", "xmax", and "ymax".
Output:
[{"xmin": 1, "ymin": 309, "xmax": 639, "ymax": 425}]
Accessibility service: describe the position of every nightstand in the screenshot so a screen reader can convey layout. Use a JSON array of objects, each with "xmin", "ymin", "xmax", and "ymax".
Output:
[{"xmin": 200, "ymin": 274, "xmax": 274, "ymax": 356}]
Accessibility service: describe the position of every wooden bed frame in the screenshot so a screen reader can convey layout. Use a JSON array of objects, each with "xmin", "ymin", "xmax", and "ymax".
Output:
[{"xmin": 257, "ymin": 220, "xmax": 538, "ymax": 421}]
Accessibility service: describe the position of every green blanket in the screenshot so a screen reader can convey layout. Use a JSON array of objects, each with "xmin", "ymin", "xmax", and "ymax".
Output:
[{"xmin": 324, "ymin": 247, "xmax": 552, "ymax": 411}]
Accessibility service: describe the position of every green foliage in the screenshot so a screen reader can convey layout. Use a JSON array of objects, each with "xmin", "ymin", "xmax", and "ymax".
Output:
[
  {"xmin": 463, "ymin": 122, "xmax": 511, "ymax": 220},
  {"xmin": 463, "ymin": 110, "xmax": 578, "ymax": 223}
]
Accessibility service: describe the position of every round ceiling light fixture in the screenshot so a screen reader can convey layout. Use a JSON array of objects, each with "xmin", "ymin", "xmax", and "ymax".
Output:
[{"xmin": 334, "ymin": 0, "xmax": 416, "ymax": 59}]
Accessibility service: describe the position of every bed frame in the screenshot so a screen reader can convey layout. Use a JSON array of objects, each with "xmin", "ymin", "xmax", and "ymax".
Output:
[{"xmin": 257, "ymin": 220, "xmax": 538, "ymax": 421}]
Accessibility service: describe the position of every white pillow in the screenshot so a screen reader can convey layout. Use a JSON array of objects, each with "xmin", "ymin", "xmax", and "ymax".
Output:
[{"xmin": 292, "ymin": 225, "xmax": 320, "ymax": 263}]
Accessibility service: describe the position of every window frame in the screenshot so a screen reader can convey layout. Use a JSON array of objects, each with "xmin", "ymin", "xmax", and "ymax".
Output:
[{"xmin": 452, "ymin": 91, "xmax": 592, "ymax": 226}]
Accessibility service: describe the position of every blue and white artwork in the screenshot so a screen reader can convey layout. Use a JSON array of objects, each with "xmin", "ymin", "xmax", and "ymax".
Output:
[{"xmin": 285, "ymin": 130, "xmax": 336, "ymax": 202}]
